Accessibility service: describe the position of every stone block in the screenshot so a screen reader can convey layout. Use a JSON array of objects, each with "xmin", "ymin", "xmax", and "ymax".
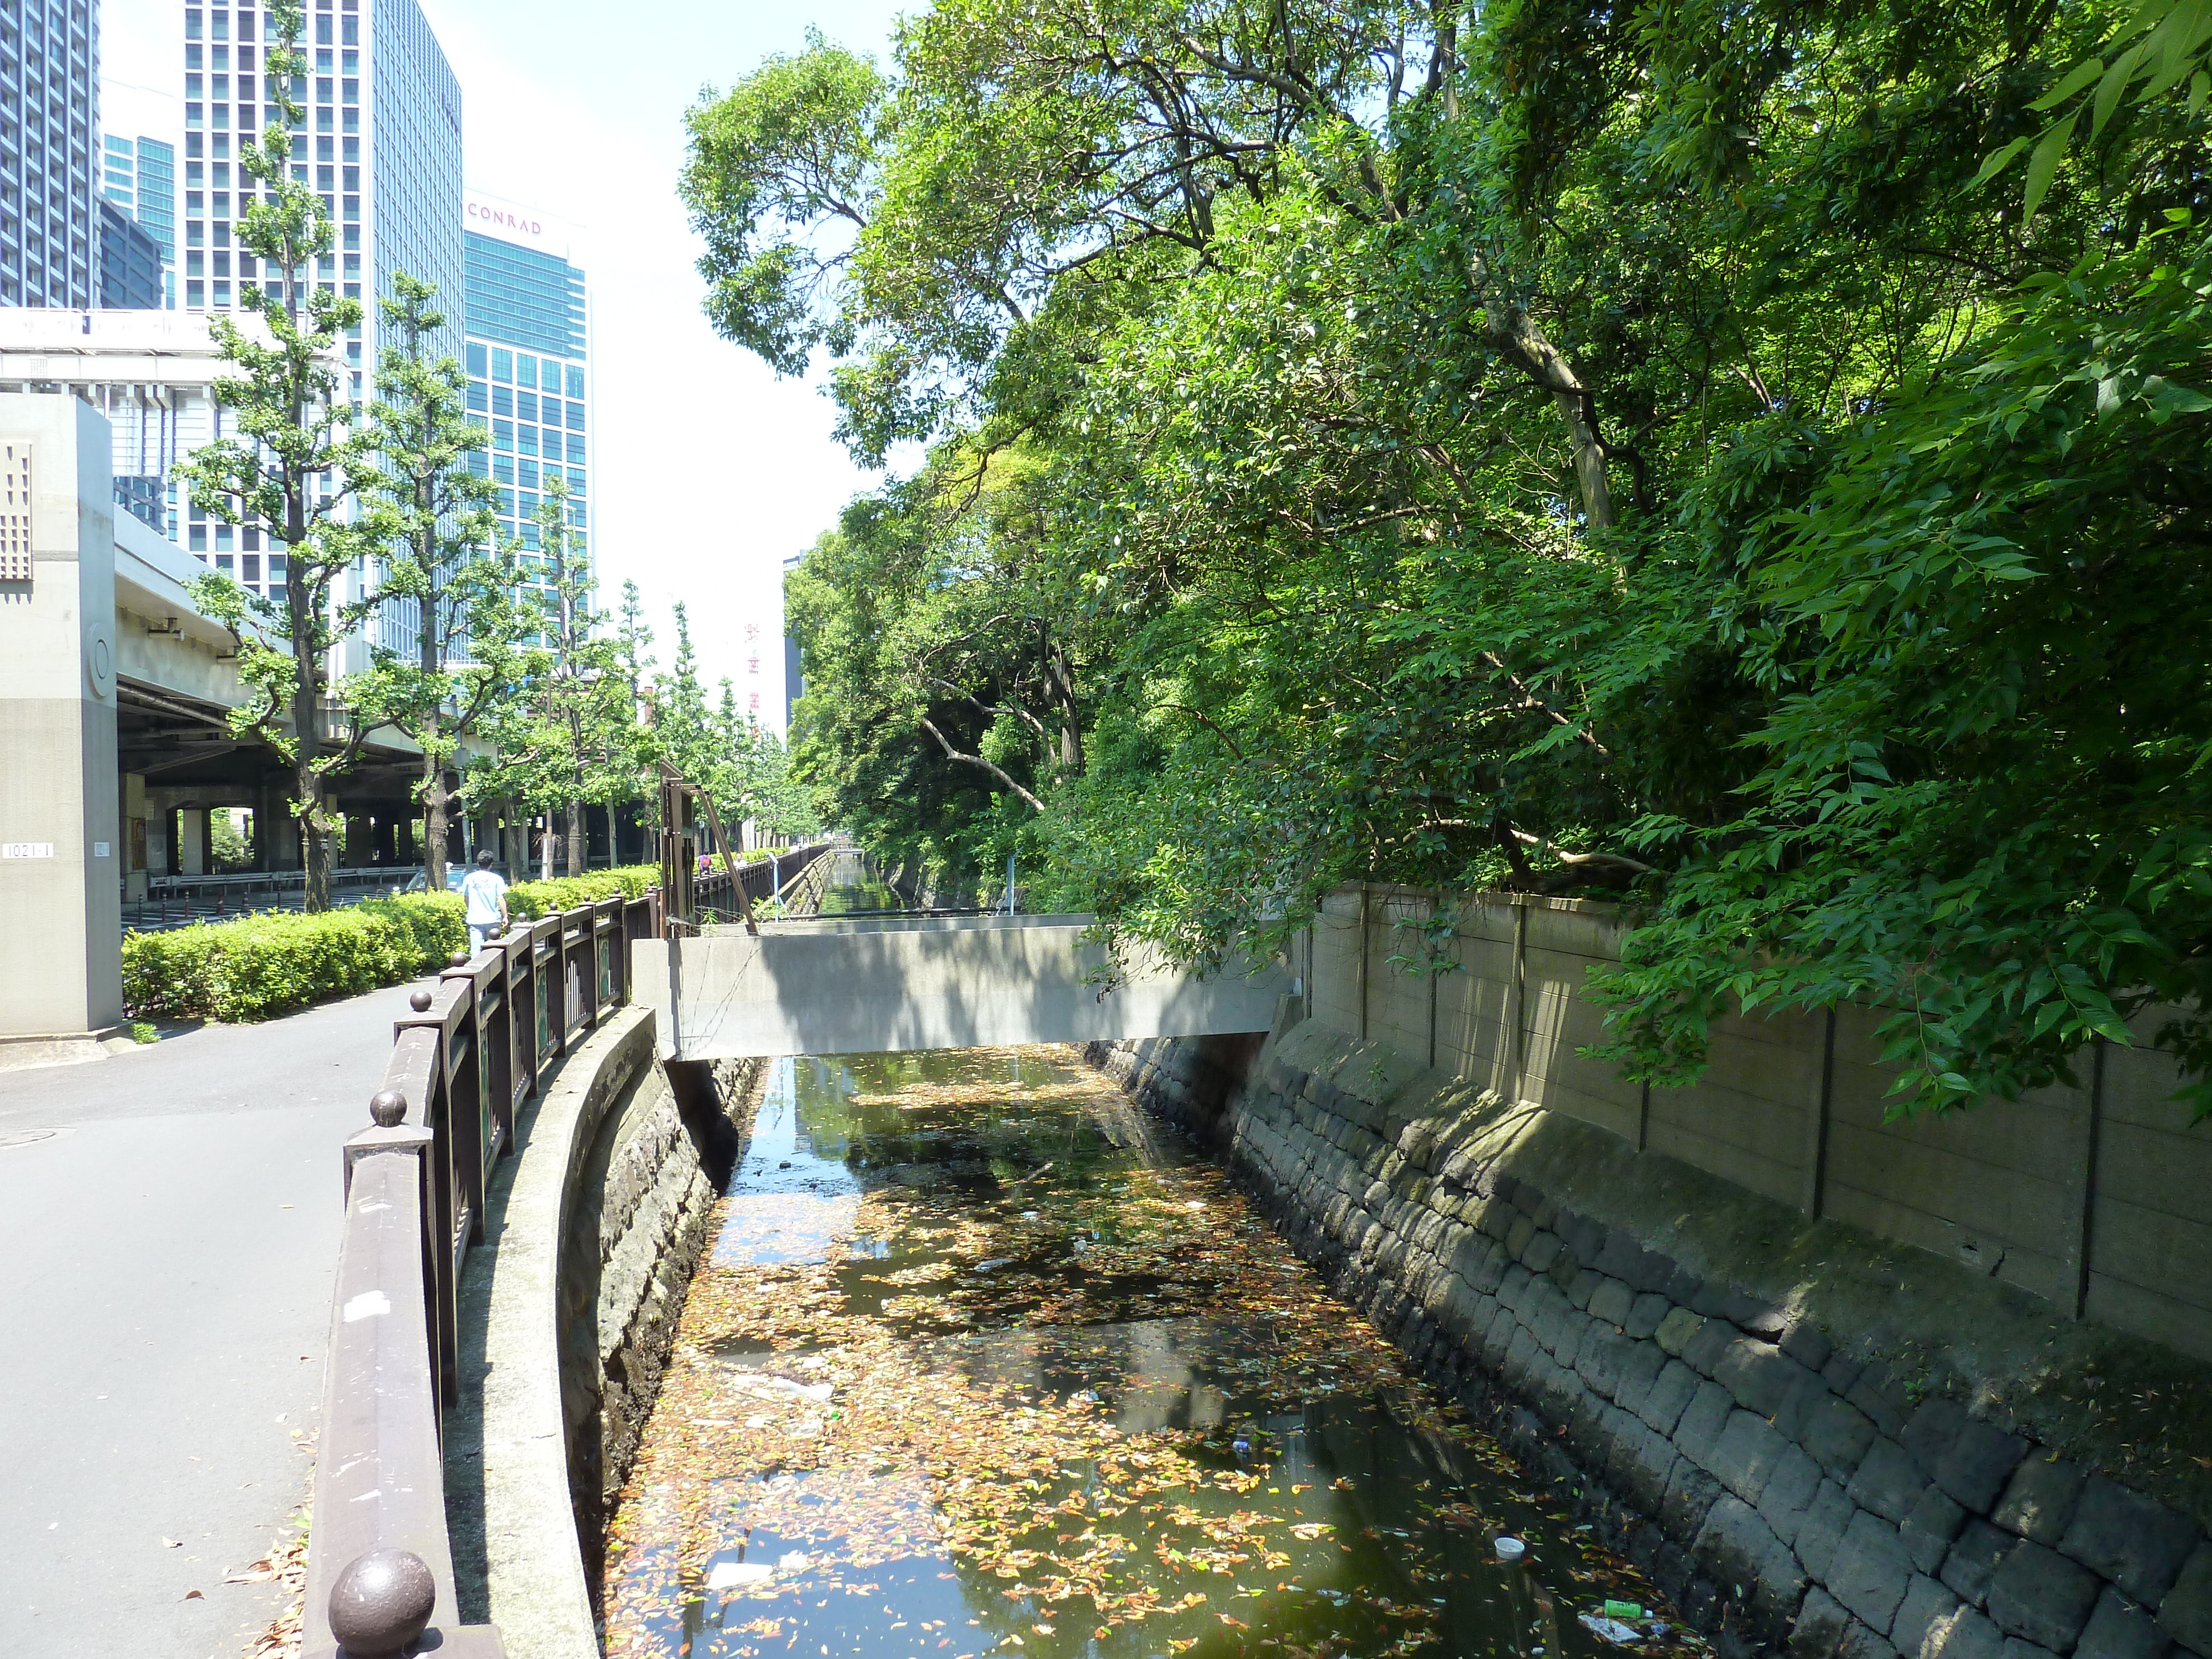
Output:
[
  {"xmin": 1850, "ymin": 1366, "xmax": 1916, "ymax": 1441},
  {"xmin": 1711, "ymin": 1409, "xmax": 1791, "ymax": 1505},
  {"xmin": 1986, "ymin": 1539, "xmax": 2101, "ymax": 1652},
  {"xmin": 2057, "ymin": 1478, "xmax": 2200, "ymax": 1606},
  {"xmin": 1675, "ymin": 1379, "xmax": 1738, "ymax": 1470},
  {"xmin": 1937, "ymin": 1422, "xmax": 2026, "ymax": 1516},
  {"xmin": 2156, "ymin": 1546, "xmax": 2212, "ymax": 1659},
  {"xmin": 1926, "ymin": 1607, "xmax": 2012, "ymax": 1659},
  {"xmin": 1656, "ymin": 1305, "xmax": 1705, "ymax": 1357},
  {"xmin": 1627, "ymin": 1292, "xmax": 1672, "ymax": 1340},
  {"xmin": 1499, "ymin": 1262, "xmax": 1533, "ymax": 1311},
  {"xmin": 1589, "ymin": 1276, "xmax": 1636, "ymax": 1328},
  {"xmin": 1502, "ymin": 1324, "xmax": 1543, "ymax": 1390},
  {"xmin": 1785, "ymin": 1321, "xmax": 1838, "ymax": 1375},
  {"xmin": 2077, "ymin": 1588, "xmax": 2172, "ymax": 1659},
  {"xmin": 1993, "ymin": 1458, "xmax": 2087, "ymax": 1547},
  {"xmin": 1905, "ymin": 1488, "xmax": 1970, "ymax": 1574},
  {"xmin": 1694, "ymin": 1494, "xmax": 1808, "ymax": 1628},
  {"xmin": 1579, "ymin": 1323, "xmax": 1631, "ymax": 1400},
  {"xmin": 1797, "ymin": 1479, "xmax": 1860, "ymax": 1582},
  {"xmin": 1522, "ymin": 1228, "xmax": 1564, "ymax": 1273},
  {"xmin": 1718, "ymin": 1339, "xmax": 1814, "ymax": 1418},
  {"xmin": 1663, "ymin": 1457, "xmax": 1724, "ymax": 1540},
  {"xmin": 1850, "ymin": 1438, "xmax": 1933, "ymax": 1525},
  {"xmin": 1685, "ymin": 1317, "xmax": 1738, "ymax": 1378},
  {"xmin": 1556, "ymin": 1309, "xmax": 1593, "ymax": 1372},
  {"xmin": 1558, "ymin": 1207, "xmax": 1607, "ymax": 1265},
  {"xmin": 1780, "ymin": 1369, "xmax": 1839, "ymax": 1442},
  {"xmin": 1795, "ymin": 1587, "xmax": 1902, "ymax": 1659},
  {"xmin": 1594, "ymin": 1227, "xmax": 1646, "ymax": 1282},
  {"xmin": 1662, "ymin": 1261, "xmax": 1706, "ymax": 1306},
  {"xmin": 1506, "ymin": 1214, "xmax": 1537, "ymax": 1259},
  {"xmin": 1639, "ymin": 1358, "xmax": 1703, "ymax": 1438},
  {"xmin": 1942, "ymin": 1521, "xmax": 2021, "ymax": 1609},
  {"xmin": 1897, "ymin": 1577, "xmax": 1967, "ymax": 1659},
  {"xmin": 1758, "ymin": 1443, "xmax": 1825, "ymax": 1547},
  {"xmin": 1805, "ymin": 1397, "xmax": 1880, "ymax": 1479},
  {"xmin": 1903, "ymin": 1400, "xmax": 1970, "ymax": 1477},
  {"xmin": 1827, "ymin": 1354, "xmax": 1867, "ymax": 1396},
  {"xmin": 1563, "ymin": 1264, "xmax": 1599, "ymax": 1310},
  {"xmin": 1831, "ymin": 1511, "xmax": 1917, "ymax": 1634},
  {"xmin": 1610, "ymin": 1420, "xmax": 1681, "ymax": 1514},
  {"xmin": 1614, "ymin": 1339, "xmax": 1668, "ymax": 1418}
]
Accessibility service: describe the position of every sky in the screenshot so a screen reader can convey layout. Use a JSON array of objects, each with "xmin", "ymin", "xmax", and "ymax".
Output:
[{"xmin": 100, "ymin": 0, "xmax": 911, "ymax": 726}]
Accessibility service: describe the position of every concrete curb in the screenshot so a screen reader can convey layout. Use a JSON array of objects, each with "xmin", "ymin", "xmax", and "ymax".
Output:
[{"xmin": 447, "ymin": 1005, "xmax": 656, "ymax": 1659}]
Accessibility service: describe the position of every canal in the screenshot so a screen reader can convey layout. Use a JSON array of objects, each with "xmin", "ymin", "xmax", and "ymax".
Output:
[{"xmin": 600, "ymin": 1045, "xmax": 1696, "ymax": 1659}]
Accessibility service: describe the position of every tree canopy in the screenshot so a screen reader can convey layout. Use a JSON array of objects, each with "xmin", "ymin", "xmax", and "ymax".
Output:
[{"xmin": 695, "ymin": 0, "xmax": 2212, "ymax": 1115}]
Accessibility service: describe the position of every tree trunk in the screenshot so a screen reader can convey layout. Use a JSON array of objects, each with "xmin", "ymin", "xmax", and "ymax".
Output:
[
  {"xmin": 1483, "ymin": 298, "xmax": 1614, "ymax": 530},
  {"xmin": 422, "ymin": 743, "xmax": 448, "ymax": 897},
  {"xmin": 566, "ymin": 798, "xmax": 585, "ymax": 876},
  {"xmin": 291, "ymin": 601, "xmax": 331, "ymax": 912}
]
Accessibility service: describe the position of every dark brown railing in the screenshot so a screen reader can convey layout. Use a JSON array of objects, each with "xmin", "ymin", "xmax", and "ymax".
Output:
[{"xmin": 301, "ymin": 834, "xmax": 834, "ymax": 1658}]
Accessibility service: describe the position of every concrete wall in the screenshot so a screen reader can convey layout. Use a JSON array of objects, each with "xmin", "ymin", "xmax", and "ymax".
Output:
[
  {"xmin": 0, "ymin": 394, "xmax": 123, "ymax": 1039},
  {"xmin": 1092, "ymin": 1023, "xmax": 2212, "ymax": 1659},
  {"xmin": 1302, "ymin": 888, "xmax": 2212, "ymax": 1365}
]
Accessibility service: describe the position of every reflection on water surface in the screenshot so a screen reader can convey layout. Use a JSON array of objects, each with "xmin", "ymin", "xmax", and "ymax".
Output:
[{"xmin": 602, "ymin": 1048, "xmax": 1692, "ymax": 1659}]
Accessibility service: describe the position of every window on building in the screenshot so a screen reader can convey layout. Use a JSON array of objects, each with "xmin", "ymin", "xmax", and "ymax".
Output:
[
  {"xmin": 466, "ymin": 341, "xmax": 486, "ymax": 376},
  {"xmin": 515, "ymin": 354, "xmax": 535, "ymax": 389},
  {"xmin": 466, "ymin": 382, "xmax": 487, "ymax": 413},
  {"xmin": 493, "ymin": 420, "xmax": 513, "ymax": 450},
  {"xmin": 491, "ymin": 385, "xmax": 512, "ymax": 417},
  {"xmin": 517, "ymin": 390, "xmax": 538, "ymax": 423},
  {"xmin": 518, "ymin": 427, "xmax": 538, "ymax": 457},
  {"xmin": 566, "ymin": 434, "xmax": 585, "ymax": 465},
  {"xmin": 493, "ymin": 455, "xmax": 513, "ymax": 484},
  {"xmin": 491, "ymin": 348, "xmax": 512, "ymax": 383},
  {"xmin": 566, "ymin": 403, "xmax": 584, "ymax": 430}
]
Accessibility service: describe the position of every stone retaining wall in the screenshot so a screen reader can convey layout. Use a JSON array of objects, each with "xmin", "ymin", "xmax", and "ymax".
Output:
[
  {"xmin": 1090, "ymin": 1021, "xmax": 2212, "ymax": 1659},
  {"xmin": 448, "ymin": 1009, "xmax": 762, "ymax": 1657}
]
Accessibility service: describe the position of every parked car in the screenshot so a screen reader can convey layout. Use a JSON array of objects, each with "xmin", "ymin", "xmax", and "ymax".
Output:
[{"xmin": 393, "ymin": 867, "xmax": 469, "ymax": 896}]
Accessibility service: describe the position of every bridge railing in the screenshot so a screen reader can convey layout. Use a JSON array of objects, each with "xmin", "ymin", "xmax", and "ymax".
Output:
[{"xmin": 300, "ymin": 837, "xmax": 837, "ymax": 1657}]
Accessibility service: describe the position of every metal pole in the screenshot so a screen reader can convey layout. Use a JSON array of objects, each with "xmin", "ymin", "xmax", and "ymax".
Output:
[{"xmin": 1006, "ymin": 849, "xmax": 1017, "ymax": 915}]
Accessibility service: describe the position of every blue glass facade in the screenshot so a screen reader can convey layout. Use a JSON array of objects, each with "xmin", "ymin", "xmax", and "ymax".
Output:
[{"xmin": 462, "ymin": 221, "xmax": 588, "ymax": 581}]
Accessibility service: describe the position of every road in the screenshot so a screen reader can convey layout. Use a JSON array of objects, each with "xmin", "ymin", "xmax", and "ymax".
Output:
[{"xmin": 0, "ymin": 977, "xmax": 438, "ymax": 1659}]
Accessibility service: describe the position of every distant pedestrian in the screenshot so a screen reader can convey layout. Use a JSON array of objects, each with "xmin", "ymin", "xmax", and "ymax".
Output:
[{"xmin": 461, "ymin": 849, "xmax": 509, "ymax": 956}]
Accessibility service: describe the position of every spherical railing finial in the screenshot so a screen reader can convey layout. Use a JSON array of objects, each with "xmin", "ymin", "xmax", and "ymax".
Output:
[
  {"xmin": 449, "ymin": 950, "xmax": 469, "ymax": 968},
  {"xmin": 327, "ymin": 1547, "xmax": 435, "ymax": 1655},
  {"xmin": 408, "ymin": 988, "xmax": 434, "ymax": 1013},
  {"xmin": 369, "ymin": 1089, "xmax": 408, "ymax": 1128}
]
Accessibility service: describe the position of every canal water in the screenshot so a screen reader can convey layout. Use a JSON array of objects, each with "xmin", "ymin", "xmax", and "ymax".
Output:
[{"xmin": 600, "ymin": 1047, "xmax": 1694, "ymax": 1659}]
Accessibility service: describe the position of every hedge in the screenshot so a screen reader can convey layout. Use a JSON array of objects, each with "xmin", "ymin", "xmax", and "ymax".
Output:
[{"xmin": 122, "ymin": 894, "xmax": 466, "ymax": 1024}]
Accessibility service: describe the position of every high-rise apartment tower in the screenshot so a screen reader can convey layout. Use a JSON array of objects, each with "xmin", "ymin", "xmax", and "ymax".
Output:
[
  {"xmin": 2, "ymin": 0, "xmax": 101, "ymax": 307},
  {"xmin": 101, "ymin": 133, "xmax": 179, "ymax": 305}
]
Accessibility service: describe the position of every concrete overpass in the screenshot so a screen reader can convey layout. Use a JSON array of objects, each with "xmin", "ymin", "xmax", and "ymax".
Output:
[{"xmin": 638, "ymin": 910, "xmax": 1292, "ymax": 1058}]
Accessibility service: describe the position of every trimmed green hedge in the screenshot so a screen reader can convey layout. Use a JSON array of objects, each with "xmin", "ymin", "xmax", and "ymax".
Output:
[
  {"xmin": 506, "ymin": 863, "xmax": 658, "ymax": 920},
  {"xmin": 122, "ymin": 894, "xmax": 466, "ymax": 1024}
]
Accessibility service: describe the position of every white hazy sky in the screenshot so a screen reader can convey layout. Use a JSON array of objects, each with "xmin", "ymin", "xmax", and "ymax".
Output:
[{"xmin": 100, "ymin": 0, "xmax": 910, "ymax": 724}]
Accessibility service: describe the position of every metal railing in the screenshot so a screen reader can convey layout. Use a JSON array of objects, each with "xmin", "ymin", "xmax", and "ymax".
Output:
[{"xmin": 301, "ymin": 835, "xmax": 837, "ymax": 1657}]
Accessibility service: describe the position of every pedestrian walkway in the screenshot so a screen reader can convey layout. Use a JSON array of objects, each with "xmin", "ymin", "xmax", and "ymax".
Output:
[{"xmin": 0, "ymin": 977, "xmax": 436, "ymax": 1659}]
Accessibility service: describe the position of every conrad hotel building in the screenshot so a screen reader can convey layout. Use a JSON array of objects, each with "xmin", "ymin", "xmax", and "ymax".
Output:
[{"xmin": 462, "ymin": 190, "xmax": 589, "ymax": 575}]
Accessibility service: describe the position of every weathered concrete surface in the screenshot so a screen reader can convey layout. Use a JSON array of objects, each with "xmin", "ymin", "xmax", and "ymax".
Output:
[
  {"xmin": 1092, "ymin": 1020, "xmax": 2212, "ymax": 1659},
  {"xmin": 638, "ymin": 915, "xmax": 1288, "ymax": 1060},
  {"xmin": 0, "ymin": 976, "xmax": 440, "ymax": 1659}
]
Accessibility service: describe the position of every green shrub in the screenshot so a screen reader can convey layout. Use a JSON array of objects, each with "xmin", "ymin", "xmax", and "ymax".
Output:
[
  {"xmin": 506, "ymin": 863, "xmax": 658, "ymax": 920},
  {"xmin": 122, "ymin": 893, "xmax": 466, "ymax": 1022}
]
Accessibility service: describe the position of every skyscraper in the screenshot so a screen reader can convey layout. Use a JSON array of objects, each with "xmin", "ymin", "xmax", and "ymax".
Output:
[
  {"xmin": 175, "ymin": 0, "xmax": 462, "ymax": 645},
  {"xmin": 179, "ymin": 0, "xmax": 461, "ymax": 401},
  {"xmin": 2, "ymin": 0, "xmax": 101, "ymax": 308},
  {"xmin": 101, "ymin": 133, "xmax": 179, "ymax": 305},
  {"xmin": 461, "ymin": 190, "xmax": 589, "ymax": 586},
  {"xmin": 97, "ymin": 199, "xmax": 164, "ymax": 309}
]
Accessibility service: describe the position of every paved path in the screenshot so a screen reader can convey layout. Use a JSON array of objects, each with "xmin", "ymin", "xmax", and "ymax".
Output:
[{"xmin": 0, "ymin": 978, "xmax": 437, "ymax": 1659}]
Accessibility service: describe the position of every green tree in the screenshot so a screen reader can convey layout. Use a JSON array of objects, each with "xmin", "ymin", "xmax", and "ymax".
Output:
[
  {"xmin": 343, "ymin": 274, "xmax": 521, "ymax": 895},
  {"xmin": 693, "ymin": 0, "xmax": 2212, "ymax": 1114},
  {"xmin": 471, "ymin": 480, "xmax": 644, "ymax": 876},
  {"xmin": 176, "ymin": 0, "xmax": 369, "ymax": 912}
]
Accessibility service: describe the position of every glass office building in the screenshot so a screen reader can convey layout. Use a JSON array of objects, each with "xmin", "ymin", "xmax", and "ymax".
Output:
[
  {"xmin": 461, "ymin": 191, "xmax": 589, "ymax": 594},
  {"xmin": 2, "ymin": 0, "xmax": 101, "ymax": 308},
  {"xmin": 102, "ymin": 133, "xmax": 179, "ymax": 305},
  {"xmin": 176, "ymin": 0, "xmax": 462, "ymax": 633}
]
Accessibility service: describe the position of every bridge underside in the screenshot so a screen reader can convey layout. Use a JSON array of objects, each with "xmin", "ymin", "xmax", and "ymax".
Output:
[{"xmin": 636, "ymin": 915, "xmax": 1290, "ymax": 1060}]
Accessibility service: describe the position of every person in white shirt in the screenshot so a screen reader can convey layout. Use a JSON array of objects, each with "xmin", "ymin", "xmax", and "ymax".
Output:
[{"xmin": 460, "ymin": 849, "xmax": 510, "ymax": 956}]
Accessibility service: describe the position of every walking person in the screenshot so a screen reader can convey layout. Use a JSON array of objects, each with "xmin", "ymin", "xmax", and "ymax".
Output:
[{"xmin": 461, "ymin": 849, "xmax": 510, "ymax": 957}]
